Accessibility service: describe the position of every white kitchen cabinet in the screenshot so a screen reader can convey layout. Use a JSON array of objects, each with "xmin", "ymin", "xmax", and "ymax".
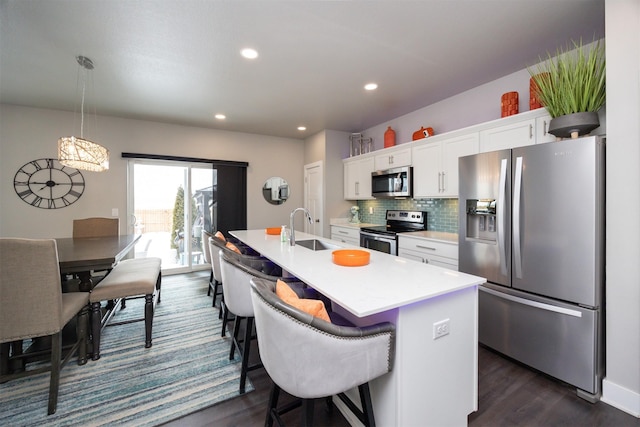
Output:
[
  {"xmin": 374, "ymin": 146, "xmax": 412, "ymax": 170},
  {"xmin": 479, "ymin": 110, "xmax": 557, "ymax": 152},
  {"xmin": 330, "ymin": 225, "xmax": 360, "ymax": 246},
  {"xmin": 398, "ymin": 235, "xmax": 458, "ymax": 271},
  {"xmin": 480, "ymin": 118, "xmax": 536, "ymax": 152},
  {"xmin": 412, "ymin": 132, "xmax": 479, "ymax": 198},
  {"xmin": 343, "ymin": 156, "xmax": 374, "ymax": 200},
  {"xmin": 535, "ymin": 112, "xmax": 557, "ymax": 144}
]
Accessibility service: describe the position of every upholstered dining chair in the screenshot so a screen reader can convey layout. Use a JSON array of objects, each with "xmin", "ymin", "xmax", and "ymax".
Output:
[
  {"xmin": 208, "ymin": 236, "xmax": 229, "ymax": 329},
  {"xmin": 72, "ymin": 217, "xmax": 119, "ymax": 238},
  {"xmin": 208, "ymin": 235, "xmax": 263, "ymax": 327},
  {"xmin": 0, "ymin": 238, "xmax": 89, "ymax": 415},
  {"xmin": 209, "ymin": 235, "xmax": 287, "ymax": 336},
  {"xmin": 70, "ymin": 217, "xmax": 120, "ymax": 287},
  {"xmin": 250, "ymin": 277, "xmax": 396, "ymax": 427},
  {"xmin": 219, "ymin": 251, "xmax": 305, "ymax": 394},
  {"xmin": 202, "ymin": 229, "xmax": 215, "ymax": 298}
]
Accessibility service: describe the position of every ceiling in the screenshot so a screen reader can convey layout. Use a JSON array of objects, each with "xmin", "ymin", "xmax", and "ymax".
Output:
[{"xmin": 0, "ymin": 0, "xmax": 605, "ymax": 140}]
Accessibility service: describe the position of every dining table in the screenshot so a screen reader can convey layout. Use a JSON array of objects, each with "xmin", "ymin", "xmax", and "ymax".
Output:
[{"xmin": 56, "ymin": 234, "xmax": 141, "ymax": 292}]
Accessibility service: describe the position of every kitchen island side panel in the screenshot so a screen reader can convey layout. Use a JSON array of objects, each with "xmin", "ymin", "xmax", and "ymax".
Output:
[
  {"xmin": 393, "ymin": 285, "xmax": 478, "ymax": 426},
  {"xmin": 333, "ymin": 285, "xmax": 479, "ymax": 426}
]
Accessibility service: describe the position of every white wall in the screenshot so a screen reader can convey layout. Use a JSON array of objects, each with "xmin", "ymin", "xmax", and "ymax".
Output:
[
  {"xmin": 324, "ymin": 129, "xmax": 353, "ymax": 229},
  {"xmin": 303, "ymin": 129, "xmax": 353, "ymax": 237},
  {"xmin": 0, "ymin": 105, "xmax": 305, "ymax": 238},
  {"xmin": 601, "ymin": 0, "xmax": 640, "ymax": 417}
]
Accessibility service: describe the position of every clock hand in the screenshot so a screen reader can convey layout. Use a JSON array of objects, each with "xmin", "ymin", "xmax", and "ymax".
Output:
[{"xmin": 31, "ymin": 181, "xmax": 73, "ymax": 186}]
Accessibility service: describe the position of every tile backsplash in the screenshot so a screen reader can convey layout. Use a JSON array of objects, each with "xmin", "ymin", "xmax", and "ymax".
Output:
[{"xmin": 356, "ymin": 198, "xmax": 459, "ymax": 233}]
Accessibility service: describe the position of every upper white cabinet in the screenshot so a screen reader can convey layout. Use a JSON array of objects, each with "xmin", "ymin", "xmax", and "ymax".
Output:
[
  {"xmin": 344, "ymin": 109, "xmax": 558, "ymax": 199},
  {"xmin": 480, "ymin": 118, "xmax": 535, "ymax": 152},
  {"xmin": 480, "ymin": 110, "xmax": 556, "ymax": 152},
  {"xmin": 344, "ymin": 156, "xmax": 374, "ymax": 200},
  {"xmin": 412, "ymin": 132, "xmax": 479, "ymax": 198},
  {"xmin": 535, "ymin": 113, "xmax": 557, "ymax": 144},
  {"xmin": 374, "ymin": 146, "xmax": 411, "ymax": 170}
]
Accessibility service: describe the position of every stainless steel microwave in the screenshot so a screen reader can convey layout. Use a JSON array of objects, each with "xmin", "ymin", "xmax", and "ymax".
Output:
[{"xmin": 371, "ymin": 166, "xmax": 413, "ymax": 198}]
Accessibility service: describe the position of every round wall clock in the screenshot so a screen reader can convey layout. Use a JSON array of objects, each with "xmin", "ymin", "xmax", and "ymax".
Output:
[{"xmin": 13, "ymin": 158, "xmax": 85, "ymax": 209}]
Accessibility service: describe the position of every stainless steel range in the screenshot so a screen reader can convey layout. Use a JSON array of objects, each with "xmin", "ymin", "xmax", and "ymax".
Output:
[{"xmin": 360, "ymin": 210, "xmax": 427, "ymax": 256}]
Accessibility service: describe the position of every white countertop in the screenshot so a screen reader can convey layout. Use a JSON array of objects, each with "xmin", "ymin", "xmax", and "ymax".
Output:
[
  {"xmin": 230, "ymin": 229, "xmax": 484, "ymax": 318},
  {"xmin": 399, "ymin": 230, "xmax": 459, "ymax": 244}
]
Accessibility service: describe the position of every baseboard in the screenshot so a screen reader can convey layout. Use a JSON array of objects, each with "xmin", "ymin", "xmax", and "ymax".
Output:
[{"xmin": 601, "ymin": 378, "xmax": 640, "ymax": 418}]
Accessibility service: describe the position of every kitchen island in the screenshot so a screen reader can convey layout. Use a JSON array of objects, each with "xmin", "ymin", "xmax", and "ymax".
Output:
[{"xmin": 231, "ymin": 229, "xmax": 486, "ymax": 427}]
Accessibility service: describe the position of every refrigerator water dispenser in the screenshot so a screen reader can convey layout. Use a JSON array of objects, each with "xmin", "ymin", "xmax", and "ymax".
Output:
[{"xmin": 466, "ymin": 199, "xmax": 497, "ymax": 242}]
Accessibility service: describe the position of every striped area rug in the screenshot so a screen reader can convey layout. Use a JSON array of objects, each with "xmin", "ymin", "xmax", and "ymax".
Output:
[{"xmin": 0, "ymin": 271, "xmax": 252, "ymax": 426}]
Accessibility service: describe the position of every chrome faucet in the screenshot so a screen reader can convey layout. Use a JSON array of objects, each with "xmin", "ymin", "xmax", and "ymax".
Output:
[{"xmin": 289, "ymin": 207, "xmax": 313, "ymax": 246}]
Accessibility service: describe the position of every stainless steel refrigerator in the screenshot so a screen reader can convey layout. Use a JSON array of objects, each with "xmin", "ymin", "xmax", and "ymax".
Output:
[{"xmin": 458, "ymin": 136, "xmax": 605, "ymax": 401}]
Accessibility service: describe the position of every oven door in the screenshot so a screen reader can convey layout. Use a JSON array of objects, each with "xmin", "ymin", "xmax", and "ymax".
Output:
[{"xmin": 360, "ymin": 230, "xmax": 397, "ymax": 256}]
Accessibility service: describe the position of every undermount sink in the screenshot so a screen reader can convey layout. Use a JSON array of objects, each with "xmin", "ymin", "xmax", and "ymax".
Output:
[{"xmin": 295, "ymin": 239, "xmax": 340, "ymax": 251}]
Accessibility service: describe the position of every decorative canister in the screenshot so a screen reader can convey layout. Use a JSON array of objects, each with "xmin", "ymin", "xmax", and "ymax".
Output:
[
  {"xmin": 529, "ymin": 74, "xmax": 547, "ymax": 110},
  {"xmin": 384, "ymin": 126, "xmax": 396, "ymax": 148},
  {"xmin": 412, "ymin": 126, "xmax": 434, "ymax": 141},
  {"xmin": 501, "ymin": 91, "xmax": 519, "ymax": 117}
]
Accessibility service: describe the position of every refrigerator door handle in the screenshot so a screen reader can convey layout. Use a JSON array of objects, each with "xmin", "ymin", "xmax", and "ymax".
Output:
[
  {"xmin": 513, "ymin": 156, "xmax": 523, "ymax": 279},
  {"xmin": 480, "ymin": 286, "xmax": 583, "ymax": 318},
  {"xmin": 498, "ymin": 158, "xmax": 508, "ymax": 276}
]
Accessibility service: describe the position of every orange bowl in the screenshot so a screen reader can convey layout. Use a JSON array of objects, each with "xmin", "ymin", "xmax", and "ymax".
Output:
[
  {"xmin": 332, "ymin": 249, "xmax": 370, "ymax": 267},
  {"xmin": 266, "ymin": 227, "xmax": 281, "ymax": 235}
]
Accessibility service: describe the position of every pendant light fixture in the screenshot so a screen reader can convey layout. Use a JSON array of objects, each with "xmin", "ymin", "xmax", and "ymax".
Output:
[{"xmin": 58, "ymin": 55, "xmax": 109, "ymax": 172}]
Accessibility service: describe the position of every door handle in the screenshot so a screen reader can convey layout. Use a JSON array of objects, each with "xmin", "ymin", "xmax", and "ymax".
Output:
[
  {"xmin": 416, "ymin": 245, "xmax": 436, "ymax": 251},
  {"xmin": 513, "ymin": 156, "xmax": 523, "ymax": 279},
  {"xmin": 498, "ymin": 158, "xmax": 508, "ymax": 276},
  {"xmin": 480, "ymin": 286, "xmax": 582, "ymax": 317}
]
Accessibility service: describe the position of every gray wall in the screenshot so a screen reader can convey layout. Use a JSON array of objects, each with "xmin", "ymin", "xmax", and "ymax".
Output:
[{"xmin": 0, "ymin": 105, "xmax": 305, "ymax": 238}]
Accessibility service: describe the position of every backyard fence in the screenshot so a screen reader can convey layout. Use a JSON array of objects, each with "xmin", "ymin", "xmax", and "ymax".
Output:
[{"xmin": 135, "ymin": 209, "xmax": 173, "ymax": 233}]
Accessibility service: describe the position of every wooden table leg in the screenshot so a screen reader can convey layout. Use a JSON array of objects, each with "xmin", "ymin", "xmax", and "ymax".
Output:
[{"xmin": 77, "ymin": 271, "xmax": 94, "ymax": 292}]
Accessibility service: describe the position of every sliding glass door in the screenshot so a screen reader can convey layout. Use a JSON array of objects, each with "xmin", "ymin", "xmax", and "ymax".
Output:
[{"xmin": 127, "ymin": 159, "xmax": 215, "ymax": 275}]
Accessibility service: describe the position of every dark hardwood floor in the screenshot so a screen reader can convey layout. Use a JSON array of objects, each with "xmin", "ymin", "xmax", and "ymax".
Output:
[{"xmin": 163, "ymin": 290, "xmax": 639, "ymax": 427}]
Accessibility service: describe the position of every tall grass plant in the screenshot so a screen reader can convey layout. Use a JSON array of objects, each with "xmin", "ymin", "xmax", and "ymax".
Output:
[{"xmin": 529, "ymin": 39, "xmax": 606, "ymax": 118}]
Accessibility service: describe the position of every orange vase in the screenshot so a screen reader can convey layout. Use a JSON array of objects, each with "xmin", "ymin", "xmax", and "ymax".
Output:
[
  {"xmin": 529, "ymin": 74, "xmax": 548, "ymax": 110},
  {"xmin": 501, "ymin": 91, "xmax": 519, "ymax": 117},
  {"xmin": 384, "ymin": 126, "xmax": 396, "ymax": 148}
]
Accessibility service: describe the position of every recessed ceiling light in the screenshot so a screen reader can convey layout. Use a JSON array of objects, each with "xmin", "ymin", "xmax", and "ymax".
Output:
[
  {"xmin": 364, "ymin": 83, "xmax": 378, "ymax": 91},
  {"xmin": 241, "ymin": 48, "xmax": 258, "ymax": 59},
  {"xmin": 214, "ymin": 114, "xmax": 226, "ymax": 120},
  {"xmin": 297, "ymin": 126, "xmax": 307, "ymax": 131}
]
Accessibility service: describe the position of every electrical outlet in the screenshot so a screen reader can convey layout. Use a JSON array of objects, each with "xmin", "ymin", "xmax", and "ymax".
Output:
[
  {"xmin": 368, "ymin": 206, "xmax": 374, "ymax": 214},
  {"xmin": 433, "ymin": 318, "xmax": 450, "ymax": 340},
  {"xmin": 111, "ymin": 208, "xmax": 119, "ymax": 217}
]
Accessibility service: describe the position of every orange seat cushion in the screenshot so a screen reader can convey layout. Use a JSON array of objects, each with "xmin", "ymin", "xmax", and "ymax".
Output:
[
  {"xmin": 276, "ymin": 279, "xmax": 331, "ymax": 323},
  {"xmin": 225, "ymin": 242, "xmax": 241, "ymax": 254}
]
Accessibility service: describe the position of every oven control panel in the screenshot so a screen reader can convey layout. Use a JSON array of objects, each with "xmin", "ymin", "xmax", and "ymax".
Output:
[{"xmin": 386, "ymin": 210, "xmax": 426, "ymax": 224}]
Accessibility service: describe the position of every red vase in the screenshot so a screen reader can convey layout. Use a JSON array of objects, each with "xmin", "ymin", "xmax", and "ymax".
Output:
[{"xmin": 384, "ymin": 126, "xmax": 396, "ymax": 148}]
